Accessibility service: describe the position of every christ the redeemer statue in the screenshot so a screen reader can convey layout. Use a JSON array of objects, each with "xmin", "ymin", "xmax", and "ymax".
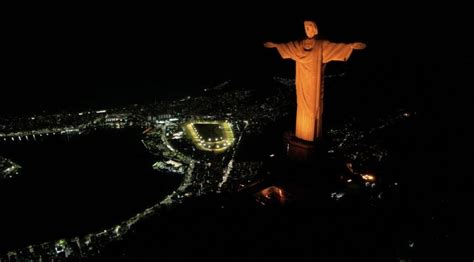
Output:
[{"xmin": 264, "ymin": 20, "xmax": 366, "ymax": 142}]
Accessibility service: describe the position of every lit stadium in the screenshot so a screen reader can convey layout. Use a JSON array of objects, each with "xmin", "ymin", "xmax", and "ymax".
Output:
[{"xmin": 185, "ymin": 120, "xmax": 235, "ymax": 153}]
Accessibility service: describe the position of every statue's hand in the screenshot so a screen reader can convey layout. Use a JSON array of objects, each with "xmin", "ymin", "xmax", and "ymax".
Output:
[
  {"xmin": 264, "ymin": 42, "xmax": 276, "ymax": 48},
  {"xmin": 352, "ymin": 42, "xmax": 367, "ymax": 50}
]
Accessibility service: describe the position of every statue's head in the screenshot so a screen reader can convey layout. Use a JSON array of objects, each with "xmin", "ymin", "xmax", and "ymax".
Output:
[{"xmin": 304, "ymin": 21, "xmax": 318, "ymax": 38}]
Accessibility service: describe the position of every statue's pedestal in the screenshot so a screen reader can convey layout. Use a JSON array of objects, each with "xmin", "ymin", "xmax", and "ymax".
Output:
[{"xmin": 283, "ymin": 132, "xmax": 315, "ymax": 162}]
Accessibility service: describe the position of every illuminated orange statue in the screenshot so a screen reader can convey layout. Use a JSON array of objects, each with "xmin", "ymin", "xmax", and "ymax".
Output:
[{"xmin": 265, "ymin": 20, "xmax": 366, "ymax": 142}]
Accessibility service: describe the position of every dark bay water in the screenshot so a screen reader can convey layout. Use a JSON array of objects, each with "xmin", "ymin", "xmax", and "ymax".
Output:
[{"xmin": 0, "ymin": 128, "xmax": 181, "ymax": 251}]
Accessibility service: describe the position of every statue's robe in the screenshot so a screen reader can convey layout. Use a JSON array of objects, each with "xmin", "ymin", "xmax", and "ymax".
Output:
[{"xmin": 276, "ymin": 39, "xmax": 353, "ymax": 142}]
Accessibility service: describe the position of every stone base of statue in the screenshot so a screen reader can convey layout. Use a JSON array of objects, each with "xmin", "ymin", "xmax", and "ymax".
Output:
[{"xmin": 283, "ymin": 131, "xmax": 315, "ymax": 162}]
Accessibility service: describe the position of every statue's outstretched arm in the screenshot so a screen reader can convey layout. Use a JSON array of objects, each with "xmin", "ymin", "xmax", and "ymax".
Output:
[
  {"xmin": 264, "ymin": 42, "xmax": 277, "ymax": 48},
  {"xmin": 351, "ymin": 42, "xmax": 367, "ymax": 50}
]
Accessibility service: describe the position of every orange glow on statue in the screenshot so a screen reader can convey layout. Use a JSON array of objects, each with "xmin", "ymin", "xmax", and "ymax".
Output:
[{"xmin": 265, "ymin": 21, "xmax": 366, "ymax": 142}]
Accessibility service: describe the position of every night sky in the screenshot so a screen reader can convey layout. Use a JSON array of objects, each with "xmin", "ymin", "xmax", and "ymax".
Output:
[{"xmin": 2, "ymin": 6, "xmax": 444, "ymax": 116}]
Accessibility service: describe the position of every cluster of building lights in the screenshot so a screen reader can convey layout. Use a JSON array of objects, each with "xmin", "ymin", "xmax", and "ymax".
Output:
[{"xmin": 361, "ymin": 174, "xmax": 376, "ymax": 182}]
